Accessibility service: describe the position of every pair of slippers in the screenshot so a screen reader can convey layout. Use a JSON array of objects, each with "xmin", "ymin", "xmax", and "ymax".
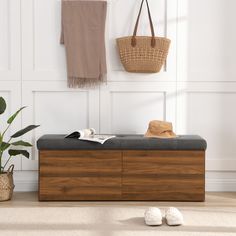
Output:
[{"xmin": 144, "ymin": 207, "xmax": 184, "ymax": 226}]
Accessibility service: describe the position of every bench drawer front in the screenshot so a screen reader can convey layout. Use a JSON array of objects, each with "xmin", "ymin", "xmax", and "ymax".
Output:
[
  {"xmin": 122, "ymin": 150, "xmax": 205, "ymax": 201},
  {"xmin": 39, "ymin": 150, "xmax": 122, "ymax": 200}
]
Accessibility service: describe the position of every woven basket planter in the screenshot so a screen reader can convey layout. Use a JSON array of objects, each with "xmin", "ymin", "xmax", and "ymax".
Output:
[{"xmin": 0, "ymin": 165, "xmax": 15, "ymax": 201}]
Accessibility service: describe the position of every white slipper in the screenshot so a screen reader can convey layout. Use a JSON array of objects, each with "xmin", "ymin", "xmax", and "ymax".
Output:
[
  {"xmin": 144, "ymin": 207, "xmax": 162, "ymax": 226},
  {"xmin": 165, "ymin": 207, "xmax": 184, "ymax": 226}
]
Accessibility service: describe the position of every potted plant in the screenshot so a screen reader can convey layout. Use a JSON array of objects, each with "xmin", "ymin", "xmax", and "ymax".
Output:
[{"xmin": 0, "ymin": 97, "xmax": 39, "ymax": 201}]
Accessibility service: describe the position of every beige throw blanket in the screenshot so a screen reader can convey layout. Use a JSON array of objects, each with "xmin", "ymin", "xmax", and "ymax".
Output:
[{"xmin": 61, "ymin": 0, "xmax": 107, "ymax": 88}]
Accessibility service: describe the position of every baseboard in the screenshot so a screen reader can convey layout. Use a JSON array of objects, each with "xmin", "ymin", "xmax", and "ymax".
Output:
[
  {"xmin": 13, "ymin": 171, "xmax": 236, "ymax": 192},
  {"xmin": 205, "ymin": 178, "xmax": 236, "ymax": 192},
  {"xmin": 14, "ymin": 171, "xmax": 38, "ymax": 192}
]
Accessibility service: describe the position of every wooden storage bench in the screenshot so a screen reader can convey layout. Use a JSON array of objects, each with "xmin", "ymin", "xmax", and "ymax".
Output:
[{"xmin": 37, "ymin": 135, "xmax": 207, "ymax": 201}]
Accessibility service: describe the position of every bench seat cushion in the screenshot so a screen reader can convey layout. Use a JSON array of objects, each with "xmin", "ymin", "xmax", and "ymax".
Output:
[{"xmin": 37, "ymin": 134, "xmax": 207, "ymax": 150}]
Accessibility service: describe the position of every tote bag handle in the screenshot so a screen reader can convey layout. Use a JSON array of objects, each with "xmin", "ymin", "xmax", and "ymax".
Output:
[{"xmin": 131, "ymin": 0, "xmax": 156, "ymax": 48}]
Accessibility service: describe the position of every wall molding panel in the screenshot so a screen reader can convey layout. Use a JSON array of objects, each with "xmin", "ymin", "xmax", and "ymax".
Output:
[
  {"xmin": 21, "ymin": 0, "xmax": 67, "ymax": 81},
  {"xmin": 21, "ymin": 81, "xmax": 99, "ymax": 170},
  {"xmin": 176, "ymin": 82, "xmax": 236, "ymax": 174},
  {"xmin": 0, "ymin": 0, "xmax": 21, "ymax": 80},
  {"xmin": 0, "ymin": 0, "xmax": 235, "ymax": 191},
  {"xmin": 100, "ymin": 82, "xmax": 176, "ymax": 134},
  {"xmin": 0, "ymin": 82, "xmax": 22, "ymax": 170}
]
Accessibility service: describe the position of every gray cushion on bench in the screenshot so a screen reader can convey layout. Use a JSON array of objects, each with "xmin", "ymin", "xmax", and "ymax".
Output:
[{"xmin": 37, "ymin": 134, "xmax": 207, "ymax": 150}]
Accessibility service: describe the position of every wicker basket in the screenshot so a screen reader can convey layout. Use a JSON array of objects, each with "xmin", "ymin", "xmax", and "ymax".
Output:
[
  {"xmin": 116, "ymin": 0, "xmax": 170, "ymax": 73},
  {"xmin": 0, "ymin": 165, "xmax": 15, "ymax": 201},
  {"xmin": 117, "ymin": 36, "xmax": 170, "ymax": 73}
]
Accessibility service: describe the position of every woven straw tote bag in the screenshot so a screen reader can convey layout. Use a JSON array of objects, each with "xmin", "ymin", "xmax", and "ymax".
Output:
[{"xmin": 116, "ymin": 0, "xmax": 171, "ymax": 73}]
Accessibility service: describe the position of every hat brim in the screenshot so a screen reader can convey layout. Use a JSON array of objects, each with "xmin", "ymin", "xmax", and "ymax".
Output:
[{"xmin": 144, "ymin": 130, "xmax": 177, "ymax": 139}]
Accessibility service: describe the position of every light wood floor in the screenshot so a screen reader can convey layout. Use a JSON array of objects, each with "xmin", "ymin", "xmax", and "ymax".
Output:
[
  {"xmin": 1, "ymin": 192, "xmax": 236, "ymax": 236},
  {"xmin": 1, "ymin": 192, "xmax": 236, "ymax": 208}
]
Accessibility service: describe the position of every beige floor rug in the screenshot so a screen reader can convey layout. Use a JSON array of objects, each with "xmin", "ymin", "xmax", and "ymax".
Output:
[{"xmin": 1, "ymin": 206, "xmax": 236, "ymax": 236}]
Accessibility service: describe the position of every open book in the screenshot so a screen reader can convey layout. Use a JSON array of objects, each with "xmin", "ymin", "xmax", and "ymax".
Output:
[{"xmin": 65, "ymin": 128, "xmax": 115, "ymax": 144}]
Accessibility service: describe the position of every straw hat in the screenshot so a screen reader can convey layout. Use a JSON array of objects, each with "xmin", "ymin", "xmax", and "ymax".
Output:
[{"xmin": 145, "ymin": 120, "xmax": 176, "ymax": 138}]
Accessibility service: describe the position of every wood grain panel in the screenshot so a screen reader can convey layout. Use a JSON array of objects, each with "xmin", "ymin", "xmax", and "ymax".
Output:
[
  {"xmin": 40, "ymin": 177, "xmax": 121, "ymax": 201},
  {"xmin": 122, "ymin": 192, "xmax": 204, "ymax": 201},
  {"xmin": 122, "ymin": 150, "xmax": 205, "ymax": 201},
  {"xmin": 40, "ymin": 150, "xmax": 121, "ymax": 177},
  {"xmin": 39, "ymin": 150, "xmax": 122, "ymax": 201},
  {"xmin": 123, "ymin": 150, "xmax": 204, "ymax": 174},
  {"xmin": 39, "ymin": 150, "xmax": 205, "ymax": 201},
  {"xmin": 123, "ymin": 176, "xmax": 204, "ymax": 186}
]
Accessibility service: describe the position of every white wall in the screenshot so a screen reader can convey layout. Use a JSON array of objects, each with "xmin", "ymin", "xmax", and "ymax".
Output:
[{"xmin": 0, "ymin": 0, "xmax": 236, "ymax": 192}]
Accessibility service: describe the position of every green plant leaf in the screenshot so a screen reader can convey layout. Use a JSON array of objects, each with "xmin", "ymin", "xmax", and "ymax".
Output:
[
  {"xmin": 0, "ymin": 134, "xmax": 2, "ymax": 146},
  {"xmin": 11, "ymin": 125, "xmax": 40, "ymax": 138},
  {"xmin": 0, "ymin": 142, "xmax": 10, "ymax": 151},
  {"xmin": 0, "ymin": 97, "xmax": 6, "ymax": 115},
  {"xmin": 11, "ymin": 140, "xmax": 32, "ymax": 147},
  {"xmin": 7, "ymin": 106, "xmax": 26, "ymax": 124},
  {"xmin": 8, "ymin": 149, "xmax": 30, "ymax": 159}
]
